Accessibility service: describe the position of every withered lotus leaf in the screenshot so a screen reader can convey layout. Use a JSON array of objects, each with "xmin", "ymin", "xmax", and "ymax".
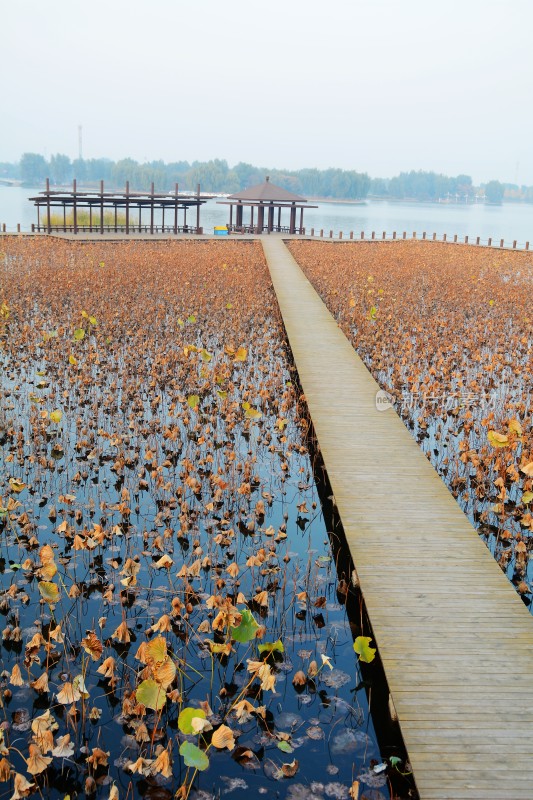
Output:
[
  {"xmin": 81, "ymin": 631, "xmax": 104, "ymax": 661},
  {"xmin": 211, "ymin": 724, "xmax": 236, "ymax": 750},
  {"xmin": 26, "ymin": 744, "xmax": 52, "ymax": 775},
  {"xmin": 11, "ymin": 773, "xmax": 34, "ymax": 799}
]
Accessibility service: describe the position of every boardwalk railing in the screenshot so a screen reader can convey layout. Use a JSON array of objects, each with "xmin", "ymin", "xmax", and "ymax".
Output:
[
  {"xmin": 30, "ymin": 224, "xmax": 201, "ymax": 235},
  {"xmin": 306, "ymin": 228, "xmax": 531, "ymax": 250},
  {"xmin": 0, "ymin": 223, "xmax": 531, "ymax": 250}
]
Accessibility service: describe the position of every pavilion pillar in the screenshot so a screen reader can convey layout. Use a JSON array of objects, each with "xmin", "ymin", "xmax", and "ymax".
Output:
[
  {"xmin": 89, "ymin": 204, "xmax": 93, "ymax": 230},
  {"xmin": 150, "ymin": 181, "xmax": 154, "ymax": 234},
  {"xmin": 289, "ymin": 203, "xmax": 296, "ymax": 234},
  {"xmin": 299, "ymin": 207, "xmax": 304, "ymax": 234},
  {"xmin": 46, "ymin": 177, "xmax": 51, "ymax": 233},
  {"xmin": 250, "ymin": 206, "xmax": 254, "ymax": 230},
  {"xmin": 267, "ymin": 204, "xmax": 274, "ymax": 233},
  {"xmin": 63, "ymin": 206, "xmax": 65, "ymax": 231},
  {"xmin": 184, "ymin": 206, "xmax": 187, "ymax": 231},
  {"xmin": 100, "ymin": 180, "xmax": 104, "ymax": 234},
  {"xmin": 277, "ymin": 206, "xmax": 281, "ymax": 231},
  {"xmin": 138, "ymin": 204, "xmax": 142, "ymax": 231},
  {"xmin": 73, "ymin": 179, "xmax": 78, "ymax": 234},
  {"xmin": 257, "ymin": 205, "xmax": 264, "ymax": 233},
  {"xmin": 196, "ymin": 184, "xmax": 201, "ymax": 233},
  {"xmin": 229, "ymin": 204, "xmax": 233, "ymax": 229},
  {"xmin": 174, "ymin": 183, "xmax": 179, "ymax": 234},
  {"xmin": 162, "ymin": 206, "xmax": 165, "ymax": 232},
  {"xmin": 125, "ymin": 181, "xmax": 130, "ymax": 234},
  {"xmin": 236, "ymin": 204, "xmax": 243, "ymax": 229}
]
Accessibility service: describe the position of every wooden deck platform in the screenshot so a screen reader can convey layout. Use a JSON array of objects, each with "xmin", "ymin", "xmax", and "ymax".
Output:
[{"xmin": 262, "ymin": 237, "xmax": 533, "ymax": 800}]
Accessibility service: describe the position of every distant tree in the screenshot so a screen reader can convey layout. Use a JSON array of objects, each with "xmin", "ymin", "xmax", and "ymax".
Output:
[
  {"xmin": 484, "ymin": 180, "xmax": 504, "ymax": 204},
  {"xmin": 369, "ymin": 177, "xmax": 389, "ymax": 196},
  {"xmin": 20, "ymin": 152, "xmax": 48, "ymax": 185},
  {"xmin": 72, "ymin": 158, "xmax": 88, "ymax": 182},
  {"xmin": 0, "ymin": 161, "xmax": 20, "ymax": 180},
  {"xmin": 49, "ymin": 153, "xmax": 72, "ymax": 184}
]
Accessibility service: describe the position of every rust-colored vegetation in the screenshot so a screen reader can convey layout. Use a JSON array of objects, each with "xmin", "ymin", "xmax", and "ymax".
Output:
[
  {"xmin": 0, "ymin": 239, "xmax": 395, "ymax": 800},
  {"xmin": 289, "ymin": 240, "xmax": 533, "ymax": 602}
]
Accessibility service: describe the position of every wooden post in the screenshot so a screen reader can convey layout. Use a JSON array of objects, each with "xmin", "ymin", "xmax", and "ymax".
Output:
[
  {"xmin": 174, "ymin": 183, "xmax": 179, "ymax": 234},
  {"xmin": 488, "ymin": 237, "xmax": 492, "ymax": 246},
  {"xmin": 453, "ymin": 234, "xmax": 457, "ymax": 243},
  {"xmin": 196, "ymin": 184, "xmax": 201, "ymax": 233},
  {"xmin": 382, "ymin": 231, "xmax": 386, "ymax": 240},
  {"xmin": 443, "ymin": 233, "xmax": 447, "ymax": 242},
  {"xmin": 31, "ymin": 223, "xmax": 35, "ymax": 232},
  {"xmin": 125, "ymin": 181, "xmax": 130, "ymax": 234},
  {"xmin": 349, "ymin": 231, "xmax": 353, "ymax": 239},
  {"xmin": 46, "ymin": 177, "xmax": 51, "ymax": 233},
  {"xmin": 329, "ymin": 230, "xmax": 333, "ymax": 238},
  {"xmin": 413, "ymin": 231, "xmax": 417, "ymax": 239},
  {"xmin": 17, "ymin": 223, "xmax": 20, "ymax": 233},
  {"xmin": 250, "ymin": 206, "xmax": 254, "ymax": 230},
  {"xmin": 100, "ymin": 180, "xmax": 104, "ymax": 235},
  {"xmin": 89, "ymin": 204, "xmax": 93, "ymax": 231},
  {"xmin": 73, "ymin": 179, "xmax": 78, "ymax": 234},
  {"xmin": 311, "ymin": 228, "xmax": 314, "ymax": 236},
  {"xmin": 500, "ymin": 239, "xmax": 504, "ymax": 248},
  {"xmin": 162, "ymin": 206, "xmax": 165, "ymax": 232},
  {"xmin": 289, "ymin": 204, "xmax": 296, "ymax": 234},
  {"xmin": 361, "ymin": 231, "xmax": 365, "ymax": 240},
  {"xmin": 138, "ymin": 204, "xmax": 141, "ymax": 232},
  {"xmin": 526, "ymin": 242, "xmax": 529, "ymax": 251},
  {"xmin": 393, "ymin": 231, "xmax": 396, "ymax": 240},
  {"xmin": 433, "ymin": 232, "xmax": 436, "ymax": 241},
  {"xmin": 229, "ymin": 202, "xmax": 233, "ymax": 231},
  {"xmin": 277, "ymin": 206, "xmax": 281, "ymax": 231},
  {"xmin": 339, "ymin": 231, "xmax": 343, "ymax": 239},
  {"xmin": 513, "ymin": 240, "xmax": 517, "ymax": 249},
  {"xmin": 402, "ymin": 231, "xmax": 406, "ymax": 240},
  {"xmin": 422, "ymin": 231, "xmax": 426, "ymax": 240},
  {"xmin": 2, "ymin": 224, "xmax": 5, "ymax": 233},
  {"xmin": 465, "ymin": 235, "xmax": 468, "ymax": 244},
  {"xmin": 150, "ymin": 182, "xmax": 154, "ymax": 234},
  {"xmin": 371, "ymin": 231, "xmax": 375, "ymax": 240},
  {"xmin": 476, "ymin": 236, "xmax": 480, "ymax": 245},
  {"xmin": 268, "ymin": 204, "xmax": 274, "ymax": 233},
  {"xmin": 320, "ymin": 229, "xmax": 323, "ymax": 237},
  {"xmin": 299, "ymin": 207, "xmax": 304, "ymax": 234},
  {"xmin": 114, "ymin": 205, "xmax": 117, "ymax": 232}
]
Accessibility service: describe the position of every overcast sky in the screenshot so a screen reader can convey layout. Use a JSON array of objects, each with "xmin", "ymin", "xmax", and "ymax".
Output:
[{"xmin": 2, "ymin": 0, "xmax": 533, "ymax": 184}]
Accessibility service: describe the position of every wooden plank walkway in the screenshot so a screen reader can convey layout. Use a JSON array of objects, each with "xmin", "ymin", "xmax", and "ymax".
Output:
[{"xmin": 262, "ymin": 237, "xmax": 533, "ymax": 800}]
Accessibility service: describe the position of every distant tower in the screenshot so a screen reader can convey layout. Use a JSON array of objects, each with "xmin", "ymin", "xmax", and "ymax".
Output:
[{"xmin": 78, "ymin": 125, "xmax": 83, "ymax": 160}]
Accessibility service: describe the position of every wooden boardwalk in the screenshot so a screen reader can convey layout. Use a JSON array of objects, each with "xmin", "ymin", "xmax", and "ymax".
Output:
[{"xmin": 262, "ymin": 237, "xmax": 533, "ymax": 800}]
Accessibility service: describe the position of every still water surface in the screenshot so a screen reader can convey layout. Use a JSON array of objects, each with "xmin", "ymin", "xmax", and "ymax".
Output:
[{"xmin": 1, "ymin": 185, "xmax": 532, "ymax": 244}]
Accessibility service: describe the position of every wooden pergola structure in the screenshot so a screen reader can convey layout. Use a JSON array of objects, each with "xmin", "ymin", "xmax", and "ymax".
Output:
[
  {"xmin": 30, "ymin": 179, "xmax": 211, "ymax": 234},
  {"xmin": 217, "ymin": 177, "xmax": 317, "ymax": 234}
]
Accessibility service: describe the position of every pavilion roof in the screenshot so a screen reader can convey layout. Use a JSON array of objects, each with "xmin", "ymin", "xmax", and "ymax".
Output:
[{"xmin": 227, "ymin": 177, "xmax": 307, "ymax": 203}]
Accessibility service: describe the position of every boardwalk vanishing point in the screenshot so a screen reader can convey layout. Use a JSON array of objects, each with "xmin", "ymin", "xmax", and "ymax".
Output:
[{"xmin": 262, "ymin": 237, "xmax": 533, "ymax": 800}]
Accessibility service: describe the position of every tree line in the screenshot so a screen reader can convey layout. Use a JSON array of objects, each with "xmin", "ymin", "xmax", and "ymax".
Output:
[{"xmin": 0, "ymin": 153, "xmax": 521, "ymax": 204}]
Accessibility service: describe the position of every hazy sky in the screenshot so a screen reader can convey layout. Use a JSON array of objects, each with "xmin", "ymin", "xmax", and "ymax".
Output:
[{"xmin": 3, "ymin": 0, "xmax": 533, "ymax": 184}]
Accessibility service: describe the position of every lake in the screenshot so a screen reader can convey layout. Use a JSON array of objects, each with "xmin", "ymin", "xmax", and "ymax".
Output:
[{"xmin": 1, "ymin": 185, "xmax": 532, "ymax": 245}]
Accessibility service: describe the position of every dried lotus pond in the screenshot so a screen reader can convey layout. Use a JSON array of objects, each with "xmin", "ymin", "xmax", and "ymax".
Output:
[
  {"xmin": 289, "ymin": 239, "xmax": 533, "ymax": 606},
  {"xmin": 0, "ymin": 239, "xmax": 415, "ymax": 800}
]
